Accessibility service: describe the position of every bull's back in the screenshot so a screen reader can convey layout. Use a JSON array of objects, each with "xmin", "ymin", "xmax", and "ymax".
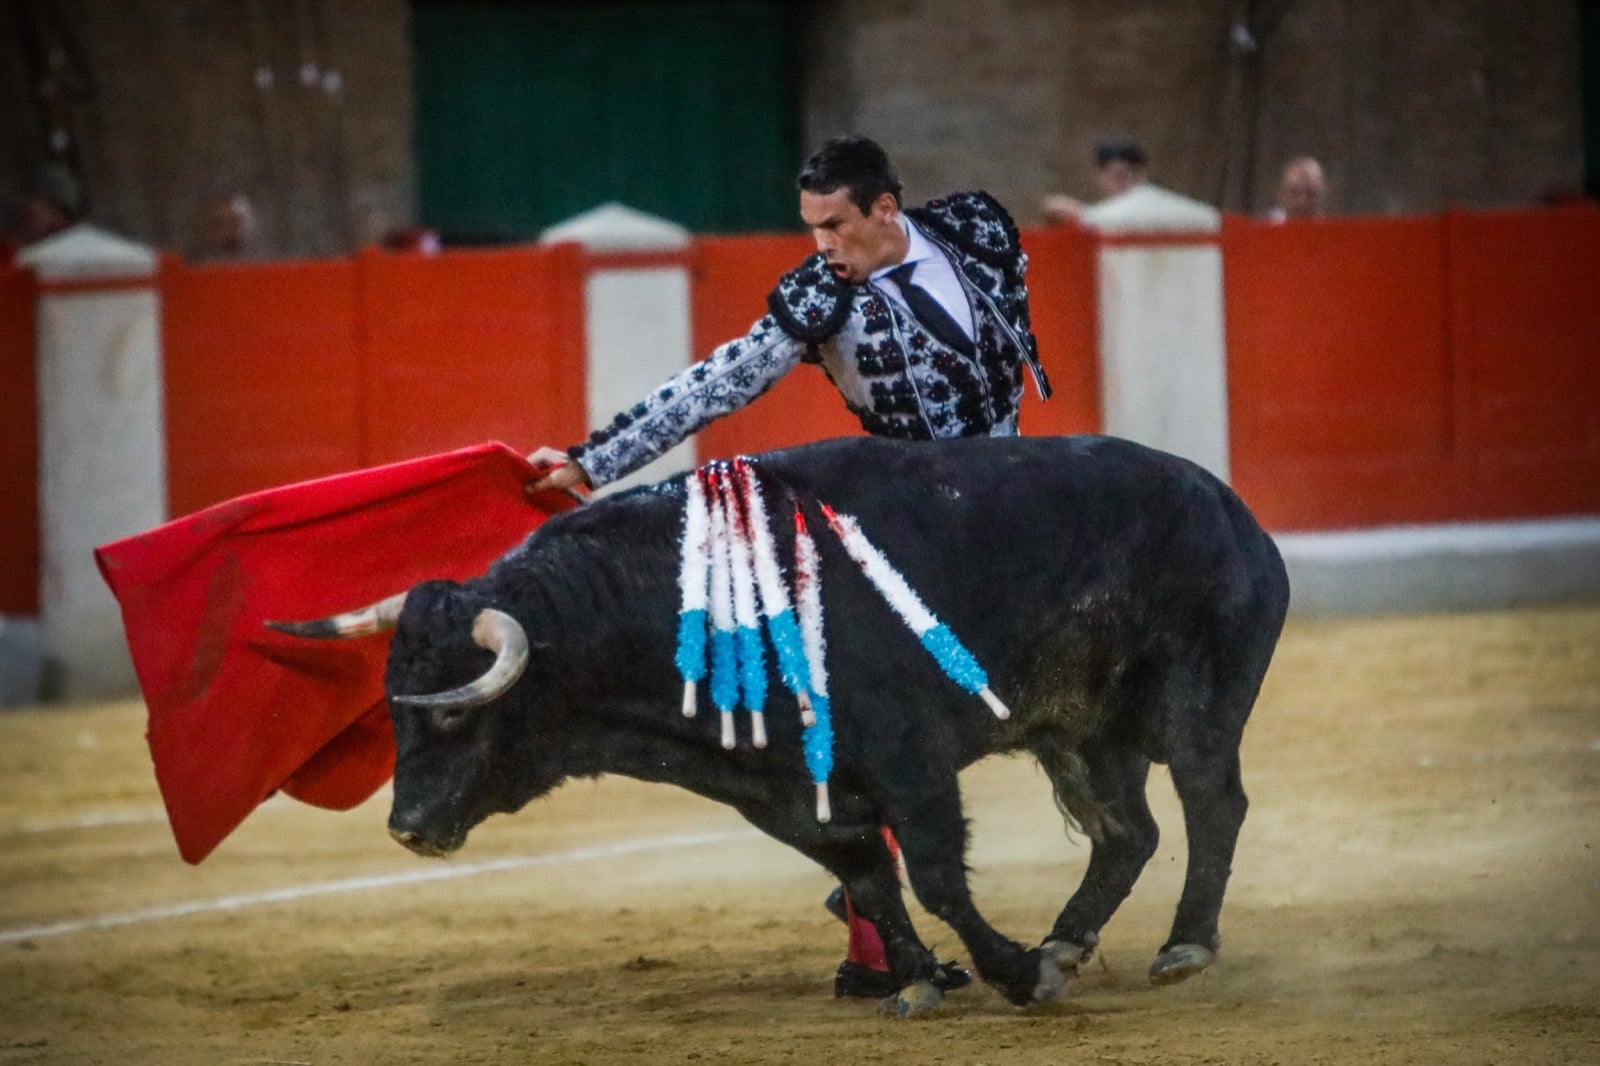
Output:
[
  {"xmin": 584, "ymin": 434, "xmax": 1285, "ymax": 649},
  {"xmin": 758, "ymin": 433, "xmax": 1280, "ymax": 600},
  {"xmin": 758, "ymin": 435, "xmax": 1288, "ymax": 724}
]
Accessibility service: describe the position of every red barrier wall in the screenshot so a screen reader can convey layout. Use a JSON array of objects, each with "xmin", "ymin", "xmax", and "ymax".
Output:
[
  {"xmin": 691, "ymin": 233, "xmax": 858, "ymax": 462},
  {"xmin": 358, "ymin": 243, "xmax": 587, "ymax": 465},
  {"xmin": 1018, "ymin": 224, "xmax": 1100, "ymax": 435},
  {"xmin": 1446, "ymin": 208, "xmax": 1600, "ymax": 519},
  {"xmin": 163, "ymin": 257, "xmax": 364, "ymax": 518},
  {"xmin": 692, "ymin": 226, "xmax": 1100, "ymax": 463},
  {"xmin": 162, "ymin": 245, "xmax": 588, "ymax": 518},
  {"xmin": 0, "ymin": 266, "xmax": 38, "ymax": 614},
  {"xmin": 1223, "ymin": 206, "xmax": 1600, "ymax": 530},
  {"xmin": 155, "ymin": 207, "xmax": 1599, "ymax": 537}
]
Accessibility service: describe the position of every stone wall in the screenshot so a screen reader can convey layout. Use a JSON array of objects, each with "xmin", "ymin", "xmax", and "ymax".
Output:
[
  {"xmin": 801, "ymin": 0, "xmax": 1585, "ymax": 221},
  {"xmin": 2, "ymin": 0, "xmax": 1583, "ymax": 258},
  {"xmin": 2, "ymin": 0, "xmax": 414, "ymax": 260}
]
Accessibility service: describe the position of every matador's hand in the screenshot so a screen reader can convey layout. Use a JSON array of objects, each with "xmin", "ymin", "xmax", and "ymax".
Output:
[{"xmin": 525, "ymin": 446, "xmax": 591, "ymax": 499}]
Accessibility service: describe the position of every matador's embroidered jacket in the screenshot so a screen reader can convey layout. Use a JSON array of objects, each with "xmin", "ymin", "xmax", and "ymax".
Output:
[{"xmin": 570, "ymin": 191, "xmax": 1051, "ymax": 488}]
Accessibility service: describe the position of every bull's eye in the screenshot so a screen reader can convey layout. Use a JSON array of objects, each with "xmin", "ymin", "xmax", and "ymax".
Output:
[{"xmin": 430, "ymin": 705, "xmax": 471, "ymax": 732}]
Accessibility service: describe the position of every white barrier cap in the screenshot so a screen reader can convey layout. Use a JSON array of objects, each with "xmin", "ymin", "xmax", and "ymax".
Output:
[
  {"xmin": 17, "ymin": 223, "xmax": 158, "ymax": 282},
  {"xmin": 539, "ymin": 202, "xmax": 690, "ymax": 252}
]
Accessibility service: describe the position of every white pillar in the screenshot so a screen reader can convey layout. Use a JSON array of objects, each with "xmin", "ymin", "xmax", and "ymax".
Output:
[
  {"xmin": 1081, "ymin": 185, "xmax": 1230, "ymax": 481},
  {"xmin": 541, "ymin": 203, "xmax": 694, "ymax": 494},
  {"xmin": 19, "ymin": 225, "xmax": 165, "ymax": 699}
]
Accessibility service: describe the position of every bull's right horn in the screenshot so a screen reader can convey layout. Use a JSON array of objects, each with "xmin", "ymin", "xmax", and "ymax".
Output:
[
  {"xmin": 265, "ymin": 591, "xmax": 409, "ymax": 638},
  {"xmin": 390, "ymin": 607, "xmax": 529, "ymax": 711}
]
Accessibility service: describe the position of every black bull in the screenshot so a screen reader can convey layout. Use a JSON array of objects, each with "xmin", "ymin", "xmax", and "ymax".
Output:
[{"xmin": 296, "ymin": 435, "xmax": 1290, "ymax": 1009}]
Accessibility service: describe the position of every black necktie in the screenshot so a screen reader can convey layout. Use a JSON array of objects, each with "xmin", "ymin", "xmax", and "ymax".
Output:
[{"xmin": 886, "ymin": 261, "xmax": 975, "ymax": 357}]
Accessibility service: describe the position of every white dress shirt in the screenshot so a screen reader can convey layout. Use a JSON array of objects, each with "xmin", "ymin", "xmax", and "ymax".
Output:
[{"xmin": 870, "ymin": 215, "xmax": 976, "ymax": 341}]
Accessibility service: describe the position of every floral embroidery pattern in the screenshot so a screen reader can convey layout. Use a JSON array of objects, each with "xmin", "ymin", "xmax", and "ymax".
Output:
[
  {"xmin": 767, "ymin": 254, "xmax": 852, "ymax": 342},
  {"xmin": 571, "ymin": 192, "xmax": 1043, "ymax": 488}
]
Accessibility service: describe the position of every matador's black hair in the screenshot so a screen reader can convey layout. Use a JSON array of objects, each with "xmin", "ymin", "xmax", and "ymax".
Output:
[{"xmin": 797, "ymin": 136, "xmax": 903, "ymax": 215}]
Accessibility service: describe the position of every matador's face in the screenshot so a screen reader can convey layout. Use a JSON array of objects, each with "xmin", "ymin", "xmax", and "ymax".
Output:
[{"xmin": 800, "ymin": 187, "xmax": 905, "ymax": 285}]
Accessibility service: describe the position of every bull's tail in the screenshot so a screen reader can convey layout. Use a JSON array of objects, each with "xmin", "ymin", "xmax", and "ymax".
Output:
[{"xmin": 1030, "ymin": 733, "xmax": 1122, "ymax": 843}]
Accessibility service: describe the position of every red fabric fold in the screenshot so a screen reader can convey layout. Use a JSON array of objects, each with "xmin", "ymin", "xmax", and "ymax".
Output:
[{"xmin": 95, "ymin": 442, "xmax": 574, "ymax": 864}]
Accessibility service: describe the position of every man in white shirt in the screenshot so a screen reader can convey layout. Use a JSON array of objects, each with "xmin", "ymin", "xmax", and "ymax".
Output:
[
  {"xmin": 1040, "ymin": 135, "xmax": 1150, "ymax": 224},
  {"xmin": 530, "ymin": 136, "xmax": 1049, "ymax": 493}
]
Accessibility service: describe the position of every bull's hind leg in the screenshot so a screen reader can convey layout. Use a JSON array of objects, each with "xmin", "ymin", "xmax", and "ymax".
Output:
[
  {"xmin": 1150, "ymin": 744, "xmax": 1248, "ymax": 985},
  {"xmin": 892, "ymin": 787, "xmax": 1065, "ymax": 1007},
  {"xmin": 1040, "ymin": 742, "xmax": 1159, "ymax": 968}
]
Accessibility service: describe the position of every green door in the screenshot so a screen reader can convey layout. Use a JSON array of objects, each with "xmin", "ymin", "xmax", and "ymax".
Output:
[{"xmin": 413, "ymin": 0, "xmax": 800, "ymax": 238}]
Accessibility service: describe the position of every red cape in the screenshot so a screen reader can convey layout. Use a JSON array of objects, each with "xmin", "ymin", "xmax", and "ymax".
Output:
[{"xmin": 95, "ymin": 442, "xmax": 576, "ymax": 863}]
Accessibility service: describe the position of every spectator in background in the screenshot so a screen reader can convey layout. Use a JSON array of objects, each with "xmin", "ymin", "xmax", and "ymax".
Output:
[
  {"xmin": 196, "ymin": 193, "xmax": 260, "ymax": 261},
  {"xmin": 3, "ymin": 164, "xmax": 86, "ymax": 257},
  {"xmin": 1041, "ymin": 135, "xmax": 1150, "ymax": 224},
  {"xmin": 1536, "ymin": 185, "xmax": 1596, "ymax": 208},
  {"xmin": 1267, "ymin": 157, "xmax": 1328, "ymax": 222},
  {"xmin": 381, "ymin": 226, "xmax": 444, "ymax": 254}
]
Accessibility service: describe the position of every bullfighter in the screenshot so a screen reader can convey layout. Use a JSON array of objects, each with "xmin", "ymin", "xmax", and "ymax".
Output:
[{"xmin": 529, "ymin": 134, "xmax": 1053, "ymax": 999}]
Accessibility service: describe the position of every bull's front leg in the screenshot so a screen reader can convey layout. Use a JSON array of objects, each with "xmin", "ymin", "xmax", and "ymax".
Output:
[
  {"xmin": 893, "ymin": 788, "xmax": 1066, "ymax": 1007},
  {"xmin": 735, "ymin": 802, "xmax": 946, "ymax": 1008},
  {"xmin": 826, "ymin": 838, "xmax": 949, "ymax": 1007}
]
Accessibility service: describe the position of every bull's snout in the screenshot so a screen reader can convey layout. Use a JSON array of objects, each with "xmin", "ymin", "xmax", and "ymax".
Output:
[{"xmin": 388, "ymin": 822, "xmax": 463, "ymax": 858}]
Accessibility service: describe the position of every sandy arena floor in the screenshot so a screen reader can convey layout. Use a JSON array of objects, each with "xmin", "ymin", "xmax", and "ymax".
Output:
[{"xmin": 1, "ymin": 606, "xmax": 1597, "ymax": 1064}]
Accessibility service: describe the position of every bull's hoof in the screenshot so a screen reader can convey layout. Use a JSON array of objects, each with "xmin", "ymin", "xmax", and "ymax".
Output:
[
  {"xmin": 1148, "ymin": 943, "xmax": 1216, "ymax": 986},
  {"xmin": 994, "ymin": 948, "xmax": 1070, "ymax": 1007},
  {"xmin": 930, "ymin": 959, "xmax": 972, "ymax": 992},
  {"xmin": 1040, "ymin": 935, "xmax": 1095, "ymax": 969},
  {"xmin": 881, "ymin": 979, "xmax": 943, "ymax": 1018},
  {"xmin": 1029, "ymin": 950, "xmax": 1069, "ymax": 1003}
]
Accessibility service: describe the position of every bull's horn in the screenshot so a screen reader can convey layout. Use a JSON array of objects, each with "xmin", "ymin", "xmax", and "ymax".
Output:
[
  {"xmin": 390, "ymin": 608, "xmax": 528, "ymax": 710},
  {"xmin": 265, "ymin": 591, "xmax": 410, "ymax": 638}
]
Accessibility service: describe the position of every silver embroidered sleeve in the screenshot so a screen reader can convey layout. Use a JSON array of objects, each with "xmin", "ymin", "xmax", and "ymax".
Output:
[{"xmin": 570, "ymin": 316, "xmax": 806, "ymax": 488}]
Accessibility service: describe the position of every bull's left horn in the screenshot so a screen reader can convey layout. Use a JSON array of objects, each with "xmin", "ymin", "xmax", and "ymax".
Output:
[
  {"xmin": 390, "ymin": 608, "xmax": 529, "ymax": 710},
  {"xmin": 265, "ymin": 591, "xmax": 409, "ymax": 638}
]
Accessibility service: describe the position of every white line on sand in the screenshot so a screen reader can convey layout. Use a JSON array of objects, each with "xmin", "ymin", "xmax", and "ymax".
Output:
[
  {"xmin": 0, "ymin": 794, "xmax": 302, "ymax": 837},
  {"xmin": 0, "ymin": 828, "xmax": 757, "ymax": 944},
  {"xmin": 2, "ymin": 807, "xmax": 170, "ymax": 834}
]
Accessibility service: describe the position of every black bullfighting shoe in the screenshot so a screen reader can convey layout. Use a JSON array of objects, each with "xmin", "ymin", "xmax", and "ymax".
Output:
[{"xmin": 834, "ymin": 958, "xmax": 974, "ymax": 998}]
